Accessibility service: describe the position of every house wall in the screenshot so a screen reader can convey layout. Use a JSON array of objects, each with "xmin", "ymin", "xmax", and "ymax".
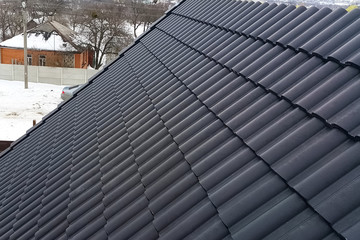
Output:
[
  {"xmin": 77, "ymin": 50, "xmax": 94, "ymax": 69},
  {"xmin": 0, "ymin": 48, "xmax": 91, "ymax": 69}
]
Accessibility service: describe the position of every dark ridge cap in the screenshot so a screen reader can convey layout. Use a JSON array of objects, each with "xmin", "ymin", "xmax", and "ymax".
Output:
[
  {"xmin": 0, "ymin": 0, "xmax": 187, "ymax": 161},
  {"xmin": 142, "ymin": 30, "xmax": 345, "ymax": 240}
]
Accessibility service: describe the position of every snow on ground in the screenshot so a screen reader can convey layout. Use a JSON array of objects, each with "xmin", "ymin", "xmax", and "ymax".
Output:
[{"xmin": 0, "ymin": 80, "xmax": 64, "ymax": 141}]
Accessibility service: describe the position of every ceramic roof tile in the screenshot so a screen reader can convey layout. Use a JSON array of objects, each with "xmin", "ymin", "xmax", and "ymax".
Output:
[
  {"xmin": 277, "ymin": 7, "xmax": 332, "ymax": 47},
  {"xmin": 300, "ymin": 8, "xmax": 360, "ymax": 56},
  {"xmin": 288, "ymin": 8, "xmax": 347, "ymax": 50},
  {"xmin": 0, "ymin": 0, "xmax": 359, "ymax": 239}
]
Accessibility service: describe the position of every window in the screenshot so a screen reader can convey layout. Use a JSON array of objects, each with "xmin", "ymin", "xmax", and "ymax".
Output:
[
  {"xmin": 39, "ymin": 55, "xmax": 46, "ymax": 66},
  {"xmin": 27, "ymin": 54, "xmax": 32, "ymax": 65}
]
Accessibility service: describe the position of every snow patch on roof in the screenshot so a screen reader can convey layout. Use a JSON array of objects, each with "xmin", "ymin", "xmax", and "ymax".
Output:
[{"xmin": 0, "ymin": 32, "xmax": 78, "ymax": 52}]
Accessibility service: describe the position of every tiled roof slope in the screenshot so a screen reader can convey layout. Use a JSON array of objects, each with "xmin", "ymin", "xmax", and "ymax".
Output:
[{"xmin": 0, "ymin": 0, "xmax": 360, "ymax": 239}]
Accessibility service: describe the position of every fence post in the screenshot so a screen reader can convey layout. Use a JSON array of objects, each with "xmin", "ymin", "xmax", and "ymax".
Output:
[
  {"xmin": 12, "ymin": 64, "xmax": 14, "ymax": 81},
  {"xmin": 60, "ymin": 68, "xmax": 63, "ymax": 85}
]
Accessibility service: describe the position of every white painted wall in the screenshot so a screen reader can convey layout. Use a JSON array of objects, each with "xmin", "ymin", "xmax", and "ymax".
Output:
[{"xmin": 0, "ymin": 64, "xmax": 98, "ymax": 85}]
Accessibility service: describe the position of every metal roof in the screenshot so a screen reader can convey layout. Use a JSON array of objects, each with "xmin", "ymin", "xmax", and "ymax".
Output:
[{"xmin": 0, "ymin": 0, "xmax": 360, "ymax": 239}]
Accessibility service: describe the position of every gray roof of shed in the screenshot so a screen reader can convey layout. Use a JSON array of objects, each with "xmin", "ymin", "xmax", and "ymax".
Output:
[{"xmin": 0, "ymin": 0, "xmax": 360, "ymax": 239}]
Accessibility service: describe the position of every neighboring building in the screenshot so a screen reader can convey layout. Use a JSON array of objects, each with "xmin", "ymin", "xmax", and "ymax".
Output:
[
  {"xmin": 0, "ymin": 1, "xmax": 360, "ymax": 240},
  {"xmin": 0, "ymin": 21, "xmax": 93, "ymax": 69}
]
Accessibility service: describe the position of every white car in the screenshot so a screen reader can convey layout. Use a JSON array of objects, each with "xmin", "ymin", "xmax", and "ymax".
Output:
[{"xmin": 61, "ymin": 85, "xmax": 81, "ymax": 101}]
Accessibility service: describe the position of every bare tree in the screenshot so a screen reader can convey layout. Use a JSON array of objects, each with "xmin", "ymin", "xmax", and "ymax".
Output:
[
  {"xmin": 141, "ymin": 2, "xmax": 168, "ymax": 32},
  {"xmin": 70, "ymin": 2, "xmax": 133, "ymax": 69},
  {"xmin": 124, "ymin": 0, "xmax": 145, "ymax": 38},
  {"xmin": 124, "ymin": 0, "xmax": 169, "ymax": 38},
  {"xmin": 27, "ymin": 0, "xmax": 68, "ymax": 23},
  {"xmin": 0, "ymin": 1, "xmax": 23, "ymax": 41}
]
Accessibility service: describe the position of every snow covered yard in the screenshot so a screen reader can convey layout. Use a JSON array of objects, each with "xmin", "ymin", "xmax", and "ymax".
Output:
[{"xmin": 0, "ymin": 80, "xmax": 64, "ymax": 141}]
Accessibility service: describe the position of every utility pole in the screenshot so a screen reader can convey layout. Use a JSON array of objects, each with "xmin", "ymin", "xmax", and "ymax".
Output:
[{"xmin": 22, "ymin": 0, "xmax": 28, "ymax": 89}]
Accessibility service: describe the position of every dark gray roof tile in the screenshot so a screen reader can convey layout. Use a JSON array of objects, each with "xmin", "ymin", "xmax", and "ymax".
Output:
[
  {"xmin": 312, "ymin": 74, "xmax": 360, "ymax": 118},
  {"xmin": 329, "ymin": 34, "xmax": 360, "ymax": 65},
  {"xmin": 147, "ymin": 169, "xmax": 195, "ymax": 213},
  {"xmin": 192, "ymin": 28, "xmax": 224, "ymax": 51},
  {"xmin": 249, "ymin": 5, "xmax": 297, "ymax": 39},
  {"xmin": 266, "ymin": 212, "xmax": 339, "ymax": 240},
  {"xmin": 212, "ymin": 36, "xmax": 250, "ymax": 64},
  {"xmin": 212, "ymin": 1, "xmax": 248, "ymax": 27},
  {"xmin": 257, "ymin": 6, "xmax": 306, "ymax": 41},
  {"xmin": 1, "ymin": 0, "xmax": 360, "ymax": 239},
  {"xmin": 316, "ymin": 168, "xmax": 360, "ymax": 225},
  {"xmin": 267, "ymin": 56, "xmax": 324, "ymax": 93},
  {"xmin": 258, "ymin": 52, "xmax": 309, "ymax": 88},
  {"xmin": 288, "ymin": 8, "xmax": 347, "ymax": 50},
  {"xmin": 226, "ymin": 93, "xmax": 278, "ymax": 131},
  {"xmin": 153, "ymin": 184, "xmax": 206, "ymax": 231},
  {"xmin": 238, "ymin": 45, "xmax": 285, "ymax": 77},
  {"xmin": 330, "ymin": 98, "xmax": 360, "ymax": 136},
  {"xmin": 281, "ymin": 61, "xmax": 339, "ymax": 102},
  {"xmin": 106, "ymin": 201, "xmax": 153, "ymax": 238},
  {"xmin": 157, "ymin": 199, "xmax": 225, "ymax": 240},
  {"xmin": 230, "ymin": 193, "xmax": 313, "ymax": 239},
  {"xmin": 300, "ymin": 8, "xmax": 360, "ymax": 54},
  {"xmin": 246, "ymin": 108, "xmax": 307, "ymax": 151},
  {"xmin": 259, "ymin": 118, "xmax": 325, "ymax": 165},
  {"xmin": 248, "ymin": 48, "xmax": 296, "ymax": 83},
  {"xmin": 267, "ymin": 6, "xmax": 319, "ymax": 44},
  {"xmin": 243, "ymin": 3, "xmax": 288, "ymax": 37},
  {"xmin": 313, "ymin": 18, "xmax": 360, "ymax": 60},
  {"xmin": 218, "ymin": 173, "xmax": 287, "ymax": 227},
  {"xmin": 274, "ymin": 129, "xmax": 347, "ymax": 181},
  {"xmin": 231, "ymin": 2, "xmax": 273, "ymax": 33},
  {"xmin": 141, "ymin": 147, "xmax": 183, "ymax": 187},
  {"xmin": 183, "ymin": 215, "xmax": 230, "ymax": 240},
  {"xmin": 347, "ymin": 51, "xmax": 360, "ymax": 68},
  {"xmin": 212, "ymin": 84, "xmax": 263, "ymax": 120},
  {"xmin": 221, "ymin": 2, "xmax": 259, "ymax": 30},
  {"xmin": 197, "ymin": 0, "xmax": 233, "ymax": 23},
  {"xmin": 291, "ymin": 141, "xmax": 360, "ymax": 201},
  {"xmin": 294, "ymin": 67, "xmax": 358, "ymax": 111},
  {"xmin": 202, "ymin": 31, "xmax": 235, "ymax": 56},
  {"xmin": 185, "ymin": 128, "xmax": 234, "ymax": 166},
  {"xmin": 230, "ymin": 41, "xmax": 273, "ymax": 72},
  {"xmin": 277, "ymin": 7, "xmax": 332, "ymax": 48},
  {"xmin": 236, "ymin": 100, "xmax": 291, "ymax": 139}
]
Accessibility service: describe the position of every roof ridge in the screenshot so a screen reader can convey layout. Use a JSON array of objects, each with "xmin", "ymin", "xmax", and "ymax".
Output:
[
  {"xmin": 169, "ymin": 11, "xmax": 360, "ymax": 140},
  {"xmin": 137, "ymin": 37, "xmax": 344, "ymax": 239}
]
